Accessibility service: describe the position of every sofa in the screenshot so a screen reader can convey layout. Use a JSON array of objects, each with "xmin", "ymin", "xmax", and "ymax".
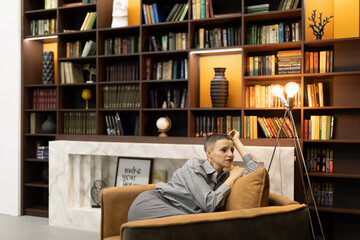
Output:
[{"xmin": 100, "ymin": 168, "xmax": 311, "ymax": 240}]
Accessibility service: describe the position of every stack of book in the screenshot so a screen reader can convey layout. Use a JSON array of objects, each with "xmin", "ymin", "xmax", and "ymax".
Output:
[
  {"xmin": 304, "ymin": 115, "xmax": 334, "ymax": 140},
  {"xmin": 277, "ymin": 49, "xmax": 301, "ymax": 74},
  {"xmin": 36, "ymin": 146, "xmax": 49, "ymax": 160},
  {"xmin": 149, "ymin": 32, "xmax": 188, "ymax": 52},
  {"xmin": 243, "ymin": 116, "xmax": 258, "ymax": 139},
  {"xmin": 104, "ymin": 36, "xmax": 139, "ymax": 55},
  {"xmin": 246, "ymin": 4, "xmax": 269, "ymax": 13},
  {"xmin": 257, "ymin": 117, "xmax": 294, "ymax": 138},
  {"xmin": 105, "ymin": 112, "xmax": 124, "ymax": 136},
  {"xmin": 246, "ymin": 55, "xmax": 276, "ymax": 76},
  {"xmin": 166, "ymin": 3, "xmax": 189, "ymax": 21},
  {"xmin": 106, "ymin": 63, "xmax": 139, "ymax": 82},
  {"xmin": 80, "ymin": 12, "xmax": 97, "ymax": 31},
  {"xmin": 192, "ymin": 0, "xmax": 213, "ymax": 19},
  {"xmin": 60, "ymin": 62, "xmax": 84, "ymax": 84},
  {"xmin": 306, "ymin": 82, "xmax": 324, "ymax": 107},
  {"xmin": 305, "ymin": 50, "xmax": 334, "ymax": 73},
  {"xmin": 103, "ymin": 84, "xmax": 140, "ymax": 109},
  {"xmin": 307, "ymin": 181, "xmax": 333, "ymax": 207},
  {"xmin": 245, "ymin": 84, "xmax": 301, "ymax": 108},
  {"xmin": 142, "ymin": 3, "xmax": 165, "ymax": 24},
  {"xmin": 63, "ymin": 111, "xmax": 96, "ymax": 135},
  {"xmin": 306, "ymin": 148, "xmax": 334, "ymax": 173},
  {"xmin": 81, "ymin": 40, "xmax": 96, "ymax": 57},
  {"xmin": 32, "ymin": 89, "xmax": 57, "ymax": 109},
  {"xmin": 195, "ymin": 115, "xmax": 241, "ymax": 137},
  {"xmin": 247, "ymin": 21, "xmax": 300, "ymax": 45},
  {"xmin": 30, "ymin": 18, "xmax": 56, "ymax": 36},
  {"xmin": 195, "ymin": 26, "xmax": 241, "ymax": 49}
]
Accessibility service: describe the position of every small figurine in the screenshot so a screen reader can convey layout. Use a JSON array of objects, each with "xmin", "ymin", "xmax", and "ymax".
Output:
[
  {"xmin": 111, "ymin": 0, "xmax": 128, "ymax": 28},
  {"xmin": 308, "ymin": 9, "xmax": 333, "ymax": 40}
]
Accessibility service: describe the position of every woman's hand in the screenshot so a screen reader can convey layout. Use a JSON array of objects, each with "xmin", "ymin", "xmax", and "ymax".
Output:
[
  {"xmin": 228, "ymin": 129, "xmax": 240, "ymax": 140},
  {"xmin": 229, "ymin": 166, "xmax": 244, "ymax": 180}
]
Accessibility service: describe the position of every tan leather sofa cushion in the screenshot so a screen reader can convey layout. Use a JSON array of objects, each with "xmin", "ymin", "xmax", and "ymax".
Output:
[{"xmin": 225, "ymin": 167, "xmax": 269, "ymax": 210}]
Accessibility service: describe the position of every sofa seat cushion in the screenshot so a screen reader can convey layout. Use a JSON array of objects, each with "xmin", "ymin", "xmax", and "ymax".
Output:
[
  {"xmin": 225, "ymin": 167, "xmax": 269, "ymax": 210},
  {"xmin": 104, "ymin": 236, "xmax": 119, "ymax": 240}
]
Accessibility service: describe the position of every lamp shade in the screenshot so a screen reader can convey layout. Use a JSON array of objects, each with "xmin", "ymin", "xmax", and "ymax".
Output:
[{"xmin": 285, "ymin": 82, "xmax": 299, "ymax": 98}]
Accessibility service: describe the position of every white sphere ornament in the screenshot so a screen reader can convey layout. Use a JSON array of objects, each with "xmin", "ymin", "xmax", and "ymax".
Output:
[{"xmin": 156, "ymin": 117, "xmax": 171, "ymax": 137}]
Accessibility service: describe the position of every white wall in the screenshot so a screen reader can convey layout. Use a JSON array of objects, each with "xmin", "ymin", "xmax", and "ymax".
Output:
[{"xmin": 0, "ymin": 0, "xmax": 21, "ymax": 216}]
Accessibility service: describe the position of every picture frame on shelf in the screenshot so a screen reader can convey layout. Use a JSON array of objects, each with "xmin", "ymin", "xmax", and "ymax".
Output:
[{"xmin": 115, "ymin": 157, "xmax": 153, "ymax": 186}]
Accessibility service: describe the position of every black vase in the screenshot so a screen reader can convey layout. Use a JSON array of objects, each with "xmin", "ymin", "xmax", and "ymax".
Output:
[
  {"xmin": 210, "ymin": 67, "xmax": 228, "ymax": 107},
  {"xmin": 42, "ymin": 51, "xmax": 54, "ymax": 84},
  {"xmin": 41, "ymin": 115, "xmax": 56, "ymax": 134}
]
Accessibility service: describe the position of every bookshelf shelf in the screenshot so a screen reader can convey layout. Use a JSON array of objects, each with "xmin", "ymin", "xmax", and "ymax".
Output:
[
  {"xmin": 24, "ymin": 182, "xmax": 48, "ymax": 188},
  {"xmin": 24, "ymin": 158, "xmax": 48, "ymax": 163},
  {"xmin": 308, "ymin": 172, "xmax": 360, "ymax": 179},
  {"xmin": 21, "ymin": 1, "xmax": 360, "ymax": 237},
  {"xmin": 310, "ymin": 206, "xmax": 360, "ymax": 215}
]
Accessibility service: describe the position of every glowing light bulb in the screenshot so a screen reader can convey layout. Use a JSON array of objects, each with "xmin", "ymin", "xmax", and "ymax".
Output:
[
  {"xmin": 271, "ymin": 85, "xmax": 283, "ymax": 97},
  {"xmin": 285, "ymin": 82, "xmax": 299, "ymax": 98}
]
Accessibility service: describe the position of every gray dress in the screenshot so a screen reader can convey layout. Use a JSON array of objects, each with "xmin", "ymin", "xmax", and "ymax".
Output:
[{"xmin": 127, "ymin": 154, "xmax": 259, "ymax": 221}]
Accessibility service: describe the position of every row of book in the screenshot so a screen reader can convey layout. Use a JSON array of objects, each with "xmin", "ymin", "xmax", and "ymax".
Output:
[
  {"xmin": 243, "ymin": 116, "xmax": 258, "ymax": 139},
  {"xmin": 245, "ymin": 84, "xmax": 302, "ymax": 108},
  {"xmin": 149, "ymin": 32, "xmax": 188, "ymax": 52},
  {"xmin": 104, "ymin": 36, "xmax": 139, "ymax": 55},
  {"xmin": 105, "ymin": 112, "xmax": 124, "ymax": 135},
  {"xmin": 278, "ymin": 0, "xmax": 300, "ymax": 10},
  {"xmin": 195, "ymin": 115, "xmax": 241, "ymax": 137},
  {"xmin": 142, "ymin": 3, "xmax": 165, "ymax": 24},
  {"xmin": 166, "ymin": 3, "xmax": 189, "ymax": 22},
  {"xmin": 44, "ymin": 0, "xmax": 57, "ymax": 9},
  {"xmin": 103, "ymin": 84, "xmax": 140, "ymax": 109},
  {"xmin": 307, "ymin": 181, "xmax": 334, "ymax": 207},
  {"xmin": 257, "ymin": 117, "xmax": 294, "ymax": 138},
  {"xmin": 63, "ymin": 111, "xmax": 96, "ymax": 135},
  {"xmin": 306, "ymin": 82, "xmax": 324, "ymax": 107},
  {"xmin": 106, "ymin": 63, "xmax": 139, "ymax": 82},
  {"xmin": 304, "ymin": 115, "xmax": 334, "ymax": 140},
  {"xmin": 146, "ymin": 58, "xmax": 188, "ymax": 80},
  {"xmin": 306, "ymin": 148, "xmax": 334, "ymax": 173},
  {"xmin": 149, "ymin": 88, "xmax": 187, "ymax": 109},
  {"xmin": 277, "ymin": 49, "xmax": 301, "ymax": 74},
  {"xmin": 60, "ymin": 62, "xmax": 84, "ymax": 84},
  {"xmin": 191, "ymin": 0, "xmax": 214, "ymax": 19},
  {"xmin": 304, "ymin": 50, "xmax": 334, "ymax": 74},
  {"xmin": 80, "ymin": 12, "xmax": 96, "ymax": 31},
  {"xmin": 246, "ymin": 21, "xmax": 301, "ymax": 45},
  {"xmin": 32, "ymin": 89, "xmax": 57, "ymax": 109},
  {"xmin": 246, "ymin": 55, "xmax": 276, "ymax": 76},
  {"xmin": 66, "ymin": 40, "xmax": 96, "ymax": 58},
  {"xmin": 30, "ymin": 19, "xmax": 56, "ymax": 36},
  {"xmin": 195, "ymin": 26, "xmax": 242, "ymax": 49},
  {"xmin": 246, "ymin": 4, "xmax": 269, "ymax": 13}
]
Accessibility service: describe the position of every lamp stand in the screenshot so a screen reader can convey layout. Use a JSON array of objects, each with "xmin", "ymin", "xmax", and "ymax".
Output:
[{"xmin": 267, "ymin": 102, "xmax": 325, "ymax": 240}]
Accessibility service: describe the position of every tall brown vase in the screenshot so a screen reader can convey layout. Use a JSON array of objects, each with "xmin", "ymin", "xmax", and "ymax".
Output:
[{"xmin": 210, "ymin": 67, "xmax": 228, "ymax": 107}]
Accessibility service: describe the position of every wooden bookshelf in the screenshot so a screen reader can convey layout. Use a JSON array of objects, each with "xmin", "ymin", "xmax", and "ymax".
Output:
[{"xmin": 21, "ymin": 0, "xmax": 359, "ymax": 238}]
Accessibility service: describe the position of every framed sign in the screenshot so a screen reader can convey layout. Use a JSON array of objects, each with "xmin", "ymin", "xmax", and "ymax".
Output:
[{"xmin": 115, "ymin": 157, "xmax": 153, "ymax": 186}]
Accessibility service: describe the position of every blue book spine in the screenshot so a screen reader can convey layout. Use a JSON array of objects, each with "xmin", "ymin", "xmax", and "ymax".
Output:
[
  {"xmin": 172, "ymin": 60, "xmax": 178, "ymax": 79},
  {"xmin": 153, "ymin": 4, "xmax": 160, "ymax": 23},
  {"xmin": 279, "ymin": 23, "xmax": 284, "ymax": 43},
  {"xmin": 180, "ymin": 60, "xmax": 184, "ymax": 79},
  {"xmin": 142, "ymin": 4, "xmax": 149, "ymax": 24},
  {"xmin": 200, "ymin": 0, "xmax": 205, "ymax": 19},
  {"xmin": 149, "ymin": 5, "xmax": 156, "ymax": 23}
]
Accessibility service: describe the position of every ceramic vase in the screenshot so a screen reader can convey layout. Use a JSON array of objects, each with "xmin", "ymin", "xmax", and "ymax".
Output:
[
  {"xmin": 41, "ymin": 115, "xmax": 56, "ymax": 133},
  {"xmin": 42, "ymin": 51, "xmax": 54, "ymax": 84},
  {"xmin": 210, "ymin": 67, "xmax": 228, "ymax": 107}
]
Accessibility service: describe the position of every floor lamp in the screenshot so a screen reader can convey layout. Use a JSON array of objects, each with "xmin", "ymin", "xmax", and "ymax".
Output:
[{"xmin": 267, "ymin": 82, "xmax": 325, "ymax": 240}]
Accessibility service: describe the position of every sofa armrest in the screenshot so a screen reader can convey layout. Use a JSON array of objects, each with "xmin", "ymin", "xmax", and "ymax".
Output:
[
  {"xmin": 100, "ymin": 184, "xmax": 156, "ymax": 240},
  {"xmin": 269, "ymin": 192, "xmax": 299, "ymax": 206},
  {"xmin": 121, "ymin": 204, "xmax": 311, "ymax": 240}
]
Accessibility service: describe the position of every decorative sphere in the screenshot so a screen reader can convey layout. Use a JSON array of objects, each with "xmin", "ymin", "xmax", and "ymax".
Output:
[{"xmin": 156, "ymin": 117, "xmax": 170, "ymax": 131}]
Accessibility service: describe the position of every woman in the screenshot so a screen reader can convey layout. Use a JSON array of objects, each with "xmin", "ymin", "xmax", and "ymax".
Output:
[{"xmin": 127, "ymin": 129, "xmax": 260, "ymax": 221}]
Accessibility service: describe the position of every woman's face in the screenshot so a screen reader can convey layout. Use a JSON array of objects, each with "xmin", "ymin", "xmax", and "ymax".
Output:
[{"xmin": 207, "ymin": 139, "xmax": 234, "ymax": 172}]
